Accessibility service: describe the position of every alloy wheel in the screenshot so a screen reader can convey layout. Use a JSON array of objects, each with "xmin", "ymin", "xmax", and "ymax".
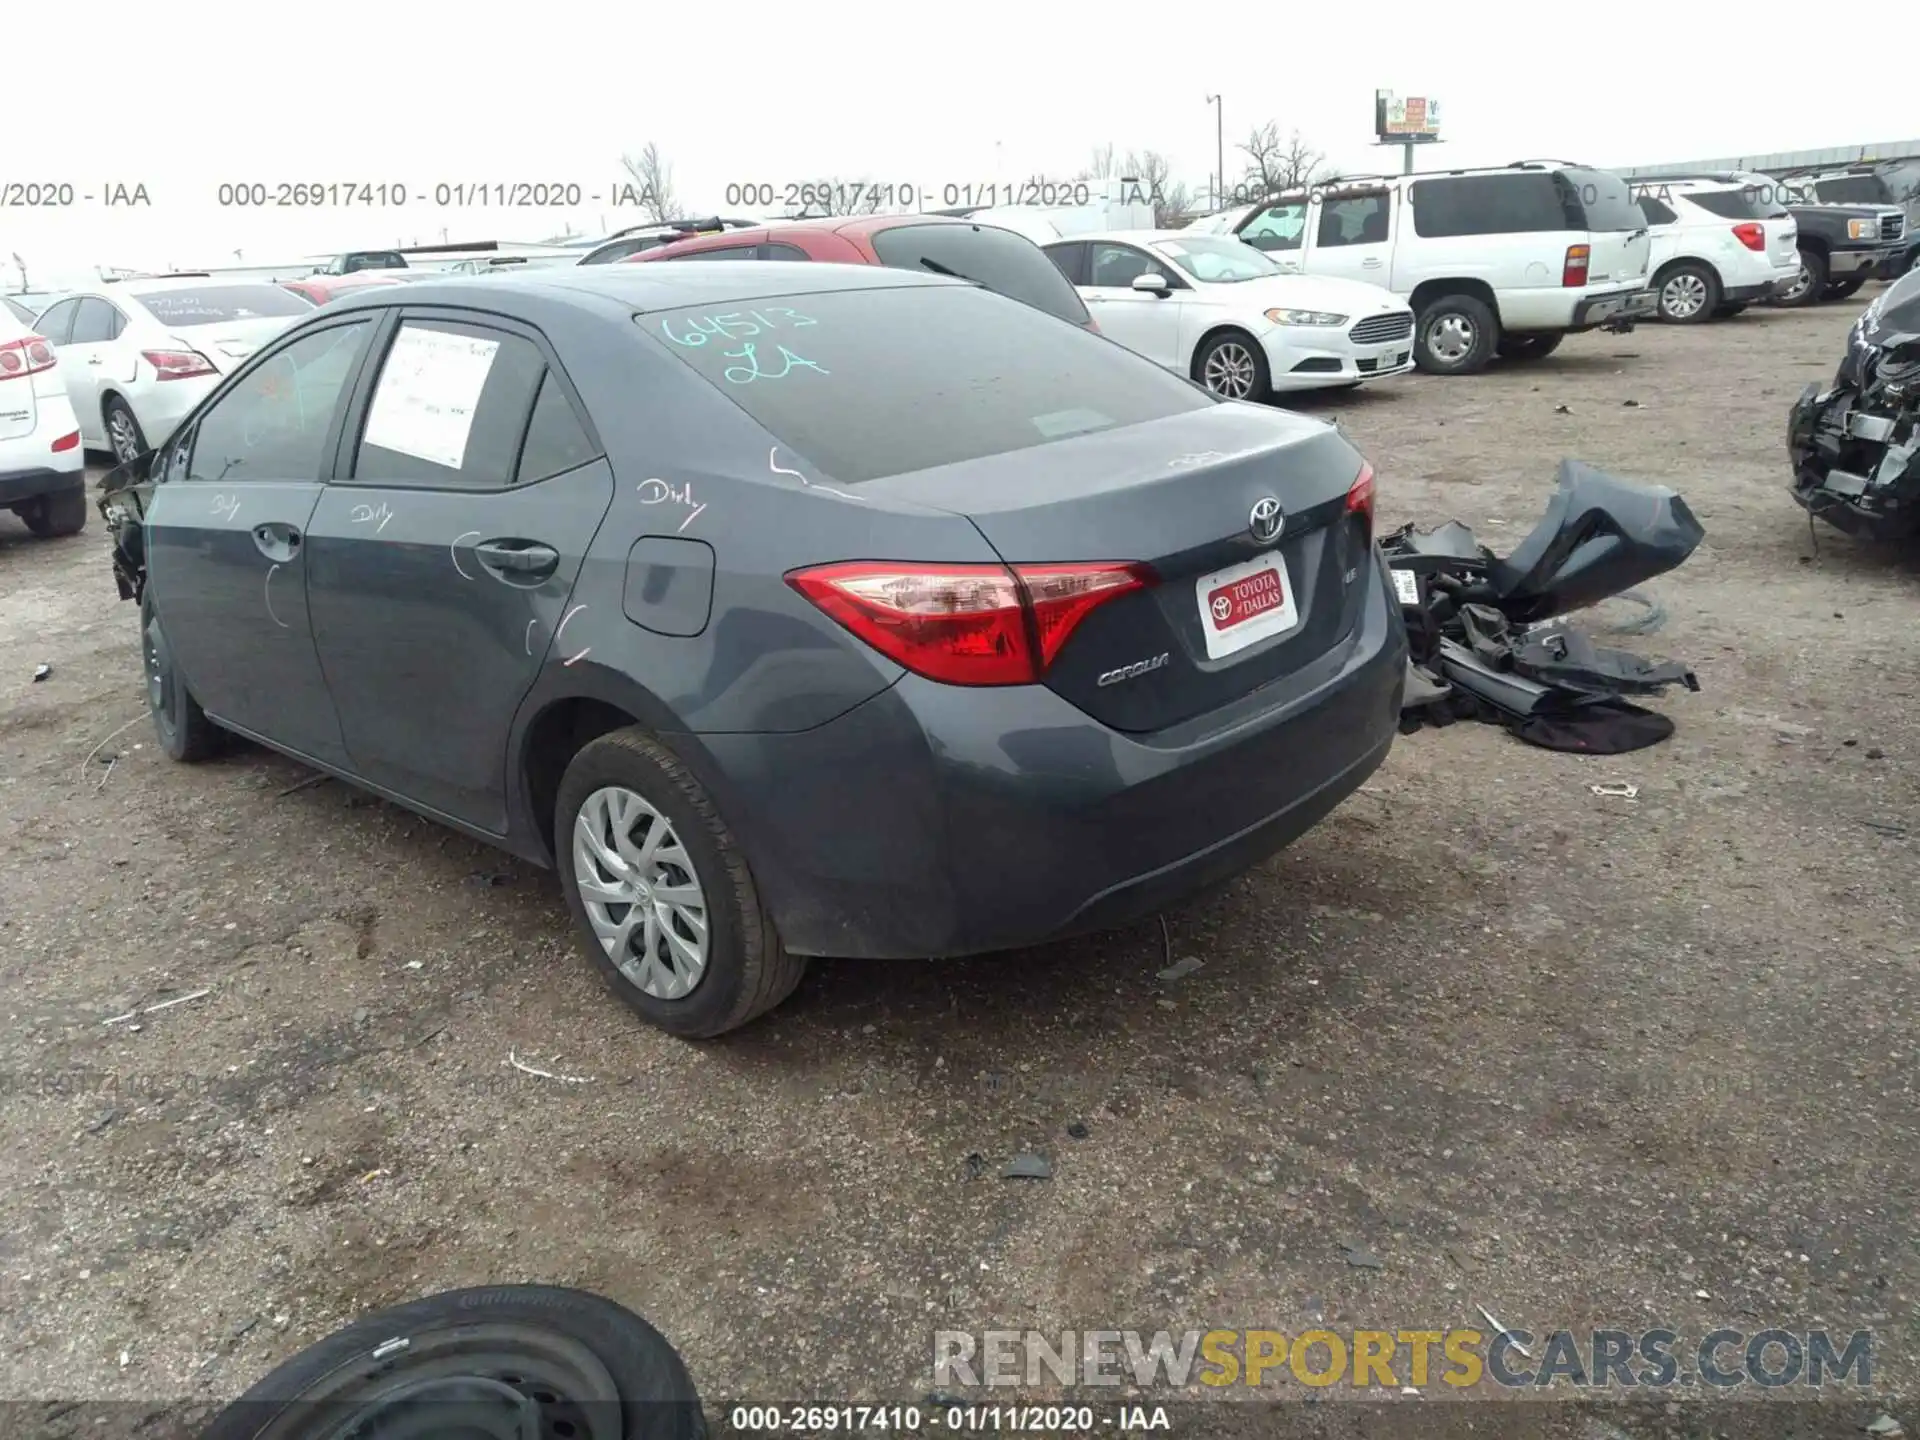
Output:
[
  {"xmin": 1661, "ymin": 272, "xmax": 1708, "ymax": 320},
  {"xmin": 1202, "ymin": 342, "xmax": 1258, "ymax": 398},
  {"xmin": 572, "ymin": 786, "xmax": 709, "ymax": 1000},
  {"xmin": 109, "ymin": 409, "xmax": 140, "ymax": 463},
  {"xmin": 1425, "ymin": 313, "xmax": 1476, "ymax": 365},
  {"xmin": 1781, "ymin": 262, "xmax": 1813, "ymax": 304}
]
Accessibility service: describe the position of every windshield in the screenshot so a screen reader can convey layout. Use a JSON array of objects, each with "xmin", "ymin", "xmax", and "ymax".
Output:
[
  {"xmin": 138, "ymin": 285, "xmax": 314, "ymax": 325},
  {"xmin": 1153, "ymin": 235, "xmax": 1280, "ymax": 283},
  {"xmin": 869, "ymin": 223, "xmax": 1091, "ymax": 326},
  {"xmin": 643, "ymin": 285, "xmax": 1208, "ymax": 484},
  {"xmin": 1814, "ymin": 176, "xmax": 1893, "ymax": 205}
]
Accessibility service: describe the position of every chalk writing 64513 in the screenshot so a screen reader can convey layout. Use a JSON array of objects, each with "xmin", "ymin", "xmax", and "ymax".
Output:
[{"xmin": 659, "ymin": 308, "xmax": 815, "ymax": 348}]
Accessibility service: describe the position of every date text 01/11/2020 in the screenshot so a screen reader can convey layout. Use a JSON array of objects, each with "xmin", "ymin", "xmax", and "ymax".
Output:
[
  {"xmin": 212, "ymin": 181, "xmax": 666, "ymax": 209},
  {"xmin": 721, "ymin": 180, "xmax": 1104, "ymax": 212}
]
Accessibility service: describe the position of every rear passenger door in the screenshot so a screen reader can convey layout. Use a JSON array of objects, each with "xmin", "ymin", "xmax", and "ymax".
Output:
[{"xmin": 305, "ymin": 311, "xmax": 616, "ymax": 833}]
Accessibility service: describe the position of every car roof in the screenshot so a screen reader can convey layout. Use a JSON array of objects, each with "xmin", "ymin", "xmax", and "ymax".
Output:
[
  {"xmin": 1049, "ymin": 230, "xmax": 1191, "ymax": 246},
  {"xmin": 323, "ymin": 260, "xmax": 967, "ymax": 317}
]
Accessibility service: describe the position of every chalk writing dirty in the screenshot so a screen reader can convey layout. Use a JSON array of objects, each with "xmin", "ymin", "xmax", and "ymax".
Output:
[
  {"xmin": 637, "ymin": 477, "xmax": 707, "ymax": 532},
  {"xmin": 263, "ymin": 565, "xmax": 289, "ymax": 629},
  {"xmin": 555, "ymin": 604, "xmax": 590, "ymax": 667},
  {"xmin": 349, "ymin": 500, "xmax": 395, "ymax": 533},
  {"xmin": 723, "ymin": 342, "xmax": 827, "ymax": 386},
  {"xmin": 450, "ymin": 530, "xmax": 482, "ymax": 581},
  {"xmin": 210, "ymin": 493, "xmax": 241, "ymax": 522},
  {"xmin": 659, "ymin": 308, "xmax": 816, "ymax": 349}
]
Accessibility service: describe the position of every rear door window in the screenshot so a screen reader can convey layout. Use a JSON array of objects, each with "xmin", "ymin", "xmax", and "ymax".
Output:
[
  {"xmin": 351, "ymin": 320, "xmax": 548, "ymax": 489},
  {"xmin": 643, "ymin": 285, "xmax": 1210, "ymax": 483},
  {"xmin": 762, "ymin": 243, "xmax": 812, "ymax": 261},
  {"xmin": 69, "ymin": 299, "xmax": 118, "ymax": 344},
  {"xmin": 1043, "ymin": 241, "xmax": 1089, "ymax": 285},
  {"xmin": 868, "ymin": 223, "xmax": 1092, "ymax": 326},
  {"xmin": 1409, "ymin": 175, "xmax": 1566, "ymax": 237}
]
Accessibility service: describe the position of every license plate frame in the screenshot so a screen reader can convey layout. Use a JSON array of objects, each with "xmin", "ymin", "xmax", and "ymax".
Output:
[{"xmin": 1196, "ymin": 549, "xmax": 1301, "ymax": 659}]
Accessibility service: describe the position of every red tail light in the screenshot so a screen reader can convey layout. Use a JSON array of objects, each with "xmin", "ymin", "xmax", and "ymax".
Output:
[
  {"xmin": 1732, "ymin": 222, "xmax": 1766, "ymax": 252},
  {"xmin": 1562, "ymin": 244, "xmax": 1590, "ymax": 288},
  {"xmin": 787, "ymin": 559, "xmax": 1149, "ymax": 686},
  {"xmin": 1085, "ymin": 318, "xmax": 1102, "ymax": 334},
  {"xmin": 1346, "ymin": 461, "xmax": 1376, "ymax": 541},
  {"xmin": 0, "ymin": 334, "xmax": 57, "ymax": 380},
  {"xmin": 50, "ymin": 429, "xmax": 80, "ymax": 452},
  {"xmin": 142, "ymin": 349, "xmax": 218, "ymax": 381}
]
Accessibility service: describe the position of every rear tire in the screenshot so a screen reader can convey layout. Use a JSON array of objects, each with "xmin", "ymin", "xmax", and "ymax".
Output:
[
  {"xmin": 1654, "ymin": 262, "xmax": 1720, "ymax": 323},
  {"xmin": 555, "ymin": 726, "xmax": 803, "ymax": 1038},
  {"xmin": 19, "ymin": 488, "xmax": 87, "ymax": 537},
  {"xmin": 1823, "ymin": 276, "xmax": 1867, "ymax": 301},
  {"xmin": 1413, "ymin": 294, "xmax": 1498, "ymax": 375},
  {"xmin": 103, "ymin": 395, "xmax": 147, "ymax": 465},
  {"xmin": 142, "ymin": 592, "xmax": 225, "ymax": 762},
  {"xmin": 1496, "ymin": 333, "xmax": 1563, "ymax": 361},
  {"xmin": 197, "ymin": 1286, "xmax": 706, "ymax": 1440},
  {"xmin": 1192, "ymin": 329, "xmax": 1271, "ymax": 401},
  {"xmin": 1776, "ymin": 248, "xmax": 1828, "ymax": 307}
]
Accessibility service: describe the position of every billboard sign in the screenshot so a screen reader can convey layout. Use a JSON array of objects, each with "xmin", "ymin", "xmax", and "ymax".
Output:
[{"xmin": 1376, "ymin": 91, "xmax": 1441, "ymax": 142}]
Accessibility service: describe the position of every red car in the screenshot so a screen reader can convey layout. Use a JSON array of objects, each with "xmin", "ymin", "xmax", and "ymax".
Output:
[
  {"xmin": 627, "ymin": 214, "xmax": 1098, "ymax": 331},
  {"xmin": 280, "ymin": 273, "xmax": 407, "ymax": 307}
]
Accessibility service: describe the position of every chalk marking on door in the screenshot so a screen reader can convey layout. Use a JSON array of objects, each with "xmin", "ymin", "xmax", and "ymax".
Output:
[
  {"xmin": 450, "ymin": 530, "xmax": 482, "ymax": 580},
  {"xmin": 264, "ymin": 565, "xmax": 289, "ymax": 629}
]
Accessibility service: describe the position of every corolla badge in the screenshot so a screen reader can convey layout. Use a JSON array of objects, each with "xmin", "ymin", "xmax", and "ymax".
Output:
[
  {"xmin": 1097, "ymin": 652, "xmax": 1170, "ymax": 687},
  {"xmin": 1249, "ymin": 496, "xmax": 1284, "ymax": 544}
]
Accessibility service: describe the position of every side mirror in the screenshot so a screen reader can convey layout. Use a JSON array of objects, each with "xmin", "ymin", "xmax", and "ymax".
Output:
[{"xmin": 1133, "ymin": 272, "xmax": 1172, "ymax": 295}]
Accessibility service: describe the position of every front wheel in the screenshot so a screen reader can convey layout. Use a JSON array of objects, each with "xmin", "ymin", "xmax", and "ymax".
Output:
[
  {"xmin": 1775, "ymin": 249, "xmax": 1828, "ymax": 308},
  {"xmin": 1192, "ymin": 330, "xmax": 1271, "ymax": 401},
  {"xmin": 1655, "ymin": 263, "xmax": 1720, "ymax": 323},
  {"xmin": 19, "ymin": 488, "xmax": 87, "ymax": 537},
  {"xmin": 556, "ymin": 726, "xmax": 804, "ymax": 1038},
  {"xmin": 1414, "ymin": 295, "xmax": 1498, "ymax": 375},
  {"xmin": 142, "ymin": 592, "xmax": 225, "ymax": 762},
  {"xmin": 1496, "ymin": 333, "xmax": 1563, "ymax": 361}
]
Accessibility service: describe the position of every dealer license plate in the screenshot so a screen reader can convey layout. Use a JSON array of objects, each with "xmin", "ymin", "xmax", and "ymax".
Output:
[{"xmin": 1196, "ymin": 550, "xmax": 1300, "ymax": 660}]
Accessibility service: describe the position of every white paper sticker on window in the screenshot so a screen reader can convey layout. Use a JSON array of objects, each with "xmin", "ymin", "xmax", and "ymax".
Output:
[{"xmin": 363, "ymin": 326, "xmax": 501, "ymax": 470}]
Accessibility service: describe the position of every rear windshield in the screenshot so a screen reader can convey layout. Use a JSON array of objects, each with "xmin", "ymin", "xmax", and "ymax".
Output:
[
  {"xmin": 1560, "ymin": 168, "xmax": 1645, "ymax": 231},
  {"xmin": 139, "ymin": 285, "xmax": 313, "ymax": 325},
  {"xmin": 1687, "ymin": 187, "xmax": 1779, "ymax": 221},
  {"xmin": 642, "ymin": 284, "xmax": 1209, "ymax": 484},
  {"xmin": 869, "ymin": 223, "xmax": 1092, "ymax": 326}
]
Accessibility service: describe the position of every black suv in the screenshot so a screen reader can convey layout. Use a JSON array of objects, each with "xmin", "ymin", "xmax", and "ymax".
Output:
[{"xmin": 1789, "ymin": 162, "xmax": 1920, "ymax": 280}]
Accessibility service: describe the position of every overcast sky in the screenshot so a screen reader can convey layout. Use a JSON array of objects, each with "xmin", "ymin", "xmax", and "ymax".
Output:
[{"xmin": 7, "ymin": 0, "xmax": 1917, "ymax": 285}]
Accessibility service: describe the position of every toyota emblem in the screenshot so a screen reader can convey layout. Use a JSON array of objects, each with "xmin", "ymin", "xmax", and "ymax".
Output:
[{"xmin": 1249, "ymin": 496, "xmax": 1284, "ymax": 543}]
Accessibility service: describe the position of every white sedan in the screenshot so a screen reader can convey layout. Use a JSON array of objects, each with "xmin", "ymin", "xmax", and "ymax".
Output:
[
  {"xmin": 1042, "ymin": 231, "xmax": 1415, "ymax": 401},
  {"xmin": 32, "ymin": 277, "xmax": 314, "ymax": 462}
]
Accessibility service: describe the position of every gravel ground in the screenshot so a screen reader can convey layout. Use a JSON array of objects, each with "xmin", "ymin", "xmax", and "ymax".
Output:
[{"xmin": 1, "ymin": 296, "xmax": 1914, "ymax": 1435}]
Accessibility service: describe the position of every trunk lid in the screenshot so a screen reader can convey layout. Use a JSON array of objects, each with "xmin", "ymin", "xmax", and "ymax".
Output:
[
  {"xmin": 169, "ymin": 317, "xmax": 294, "ymax": 371},
  {"xmin": 859, "ymin": 404, "xmax": 1375, "ymax": 732}
]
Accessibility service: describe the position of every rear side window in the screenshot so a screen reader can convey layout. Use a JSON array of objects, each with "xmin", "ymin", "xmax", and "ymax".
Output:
[
  {"xmin": 868, "ymin": 223, "xmax": 1091, "ymax": 326},
  {"xmin": 1318, "ymin": 193, "xmax": 1390, "ymax": 246},
  {"xmin": 643, "ymin": 285, "xmax": 1209, "ymax": 484},
  {"xmin": 664, "ymin": 245, "xmax": 761, "ymax": 262},
  {"xmin": 353, "ymin": 321, "xmax": 548, "ymax": 489},
  {"xmin": 1687, "ymin": 188, "xmax": 1775, "ymax": 221},
  {"xmin": 515, "ymin": 372, "xmax": 600, "ymax": 484},
  {"xmin": 1409, "ymin": 175, "xmax": 1566, "ymax": 237},
  {"xmin": 1559, "ymin": 168, "xmax": 1645, "ymax": 231},
  {"xmin": 1043, "ymin": 241, "xmax": 1088, "ymax": 285},
  {"xmin": 763, "ymin": 243, "xmax": 812, "ymax": 261},
  {"xmin": 1636, "ymin": 195, "xmax": 1679, "ymax": 225}
]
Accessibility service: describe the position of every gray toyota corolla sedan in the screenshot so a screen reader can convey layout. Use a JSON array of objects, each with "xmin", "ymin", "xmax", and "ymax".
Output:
[{"xmin": 99, "ymin": 263, "xmax": 1407, "ymax": 1037}]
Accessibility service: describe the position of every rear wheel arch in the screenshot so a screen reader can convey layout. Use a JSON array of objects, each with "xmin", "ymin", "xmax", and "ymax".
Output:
[
  {"xmin": 1652, "ymin": 254, "xmax": 1724, "ymax": 287},
  {"xmin": 519, "ymin": 696, "xmax": 649, "ymax": 867},
  {"xmin": 1408, "ymin": 277, "xmax": 1500, "ymax": 316}
]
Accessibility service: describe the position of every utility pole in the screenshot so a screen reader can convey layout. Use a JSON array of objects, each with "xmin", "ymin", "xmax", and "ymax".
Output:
[{"xmin": 1205, "ymin": 94, "xmax": 1224, "ymax": 209}]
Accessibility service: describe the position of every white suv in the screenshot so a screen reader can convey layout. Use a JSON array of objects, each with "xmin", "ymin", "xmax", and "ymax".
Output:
[
  {"xmin": 1629, "ymin": 179, "xmax": 1799, "ymax": 322},
  {"xmin": 0, "ymin": 302, "xmax": 86, "ymax": 537},
  {"xmin": 34, "ymin": 277, "xmax": 313, "ymax": 463},
  {"xmin": 1229, "ymin": 162, "xmax": 1656, "ymax": 375}
]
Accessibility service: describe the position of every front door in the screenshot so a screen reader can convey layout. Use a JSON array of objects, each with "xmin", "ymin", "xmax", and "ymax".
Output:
[
  {"xmin": 306, "ymin": 313, "xmax": 616, "ymax": 833},
  {"xmin": 141, "ymin": 315, "xmax": 379, "ymax": 766},
  {"xmin": 1082, "ymin": 242, "xmax": 1188, "ymax": 369},
  {"xmin": 1307, "ymin": 189, "xmax": 1396, "ymax": 287}
]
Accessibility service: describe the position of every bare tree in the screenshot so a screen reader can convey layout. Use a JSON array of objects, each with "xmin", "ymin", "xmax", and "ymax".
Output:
[
  {"xmin": 619, "ymin": 142, "xmax": 685, "ymax": 223},
  {"xmin": 1237, "ymin": 124, "xmax": 1333, "ymax": 201},
  {"xmin": 1119, "ymin": 150, "xmax": 1194, "ymax": 225}
]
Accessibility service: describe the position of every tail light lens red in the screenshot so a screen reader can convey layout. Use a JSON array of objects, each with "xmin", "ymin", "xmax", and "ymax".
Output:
[
  {"xmin": 50, "ymin": 429, "xmax": 80, "ymax": 452},
  {"xmin": 0, "ymin": 334, "xmax": 57, "ymax": 380},
  {"xmin": 1732, "ymin": 222, "xmax": 1766, "ymax": 252},
  {"xmin": 787, "ymin": 559, "xmax": 1150, "ymax": 686},
  {"xmin": 142, "ymin": 349, "xmax": 218, "ymax": 381},
  {"xmin": 1562, "ymin": 244, "xmax": 1591, "ymax": 288},
  {"xmin": 1346, "ymin": 461, "xmax": 1376, "ymax": 541}
]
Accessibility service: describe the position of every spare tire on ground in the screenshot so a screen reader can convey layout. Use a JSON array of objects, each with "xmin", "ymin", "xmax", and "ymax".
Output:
[{"xmin": 199, "ymin": 1285, "xmax": 706, "ymax": 1440}]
